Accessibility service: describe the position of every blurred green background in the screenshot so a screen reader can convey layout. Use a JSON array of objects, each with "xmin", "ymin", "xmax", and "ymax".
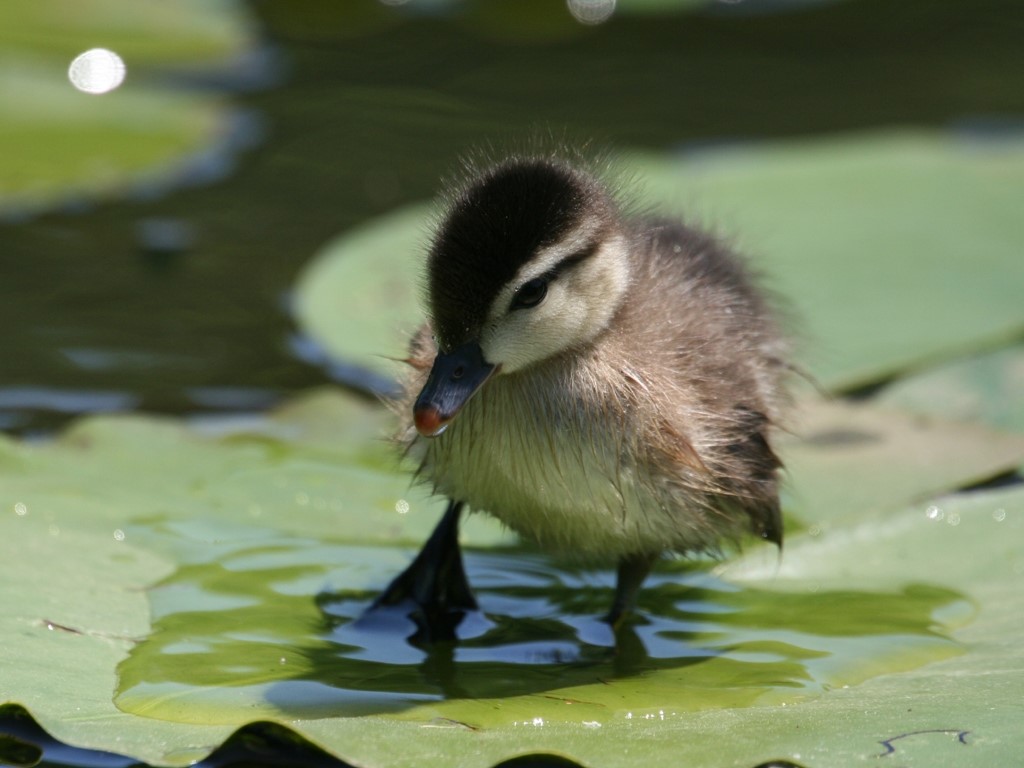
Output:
[{"xmin": 2, "ymin": 0, "xmax": 1021, "ymax": 434}]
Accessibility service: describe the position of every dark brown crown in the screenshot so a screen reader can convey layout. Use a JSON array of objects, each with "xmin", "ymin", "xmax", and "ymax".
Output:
[{"xmin": 427, "ymin": 156, "xmax": 610, "ymax": 351}]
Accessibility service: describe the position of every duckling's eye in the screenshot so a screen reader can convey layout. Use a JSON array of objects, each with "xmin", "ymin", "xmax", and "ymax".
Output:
[{"xmin": 510, "ymin": 277, "xmax": 548, "ymax": 310}]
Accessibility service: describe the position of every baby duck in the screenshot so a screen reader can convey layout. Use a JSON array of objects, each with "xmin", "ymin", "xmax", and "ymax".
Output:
[{"xmin": 374, "ymin": 152, "xmax": 790, "ymax": 641}]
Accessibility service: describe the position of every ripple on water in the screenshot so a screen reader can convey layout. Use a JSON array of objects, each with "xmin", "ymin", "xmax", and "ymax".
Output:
[{"xmin": 115, "ymin": 526, "xmax": 970, "ymax": 725}]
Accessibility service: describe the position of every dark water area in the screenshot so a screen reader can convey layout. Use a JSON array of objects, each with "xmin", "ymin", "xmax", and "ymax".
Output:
[{"xmin": 1, "ymin": 0, "xmax": 1022, "ymax": 435}]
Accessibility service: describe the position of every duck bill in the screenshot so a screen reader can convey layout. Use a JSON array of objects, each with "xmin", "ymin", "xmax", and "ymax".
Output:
[{"xmin": 413, "ymin": 342, "xmax": 497, "ymax": 437}]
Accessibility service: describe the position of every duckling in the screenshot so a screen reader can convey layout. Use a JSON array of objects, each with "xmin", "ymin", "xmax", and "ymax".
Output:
[{"xmin": 373, "ymin": 152, "xmax": 790, "ymax": 641}]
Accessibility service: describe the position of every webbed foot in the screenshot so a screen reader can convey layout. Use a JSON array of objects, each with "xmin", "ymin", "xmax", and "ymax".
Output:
[{"xmin": 368, "ymin": 500, "xmax": 477, "ymax": 644}]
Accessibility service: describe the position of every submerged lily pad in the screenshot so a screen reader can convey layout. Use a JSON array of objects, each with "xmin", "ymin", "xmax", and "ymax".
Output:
[
  {"xmin": 1, "ymin": 388, "xmax": 1023, "ymax": 766},
  {"xmin": 294, "ymin": 131, "xmax": 1024, "ymax": 391}
]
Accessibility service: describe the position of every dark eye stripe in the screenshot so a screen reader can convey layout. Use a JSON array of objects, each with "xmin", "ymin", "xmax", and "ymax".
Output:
[
  {"xmin": 552, "ymin": 240, "xmax": 599, "ymax": 277},
  {"xmin": 538, "ymin": 241, "xmax": 599, "ymax": 284},
  {"xmin": 508, "ymin": 241, "xmax": 599, "ymax": 312}
]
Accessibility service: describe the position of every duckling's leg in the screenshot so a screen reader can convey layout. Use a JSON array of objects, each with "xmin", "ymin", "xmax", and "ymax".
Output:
[
  {"xmin": 371, "ymin": 500, "xmax": 476, "ymax": 642},
  {"xmin": 604, "ymin": 552, "xmax": 659, "ymax": 629}
]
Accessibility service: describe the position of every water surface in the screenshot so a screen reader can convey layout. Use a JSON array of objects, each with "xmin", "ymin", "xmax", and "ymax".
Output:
[{"xmin": 116, "ymin": 519, "xmax": 969, "ymax": 725}]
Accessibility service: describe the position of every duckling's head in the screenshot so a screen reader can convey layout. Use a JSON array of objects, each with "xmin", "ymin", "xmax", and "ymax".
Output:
[{"xmin": 414, "ymin": 156, "xmax": 631, "ymax": 437}]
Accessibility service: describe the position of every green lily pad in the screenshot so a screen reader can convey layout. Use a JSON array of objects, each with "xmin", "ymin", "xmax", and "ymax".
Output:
[
  {"xmin": 632, "ymin": 132, "xmax": 1024, "ymax": 390},
  {"xmin": 2, "ymin": 388, "xmax": 1023, "ymax": 766},
  {"xmin": 782, "ymin": 398, "xmax": 1024, "ymax": 524},
  {"xmin": 0, "ymin": 0, "xmax": 253, "ymax": 214},
  {"xmin": 294, "ymin": 205, "xmax": 431, "ymax": 379},
  {"xmin": 294, "ymin": 132, "xmax": 1024, "ymax": 391},
  {"xmin": 873, "ymin": 343, "xmax": 1024, "ymax": 435},
  {"xmin": 0, "ymin": 2, "xmax": 250, "ymax": 64}
]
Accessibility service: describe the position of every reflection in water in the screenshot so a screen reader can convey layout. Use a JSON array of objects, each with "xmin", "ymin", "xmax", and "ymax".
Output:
[{"xmin": 115, "ymin": 527, "xmax": 969, "ymax": 725}]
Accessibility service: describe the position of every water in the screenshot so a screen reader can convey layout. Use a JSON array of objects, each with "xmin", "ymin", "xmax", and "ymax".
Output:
[
  {"xmin": 114, "ymin": 520, "xmax": 969, "ymax": 727},
  {"xmin": 3, "ymin": 0, "xmax": 1023, "ymax": 434}
]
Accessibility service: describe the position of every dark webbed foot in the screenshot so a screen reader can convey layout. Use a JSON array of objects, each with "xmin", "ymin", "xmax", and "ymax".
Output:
[
  {"xmin": 369, "ymin": 500, "xmax": 476, "ymax": 643},
  {"xmin": 604, "ymin": 552, "xmax": 659, "ymax": 630},
  {"xmin": 369, "ymin": 507, "xmax": 657, "ymax": 643}
]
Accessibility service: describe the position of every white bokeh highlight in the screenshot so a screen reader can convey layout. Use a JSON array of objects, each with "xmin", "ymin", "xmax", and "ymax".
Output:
[
  {"xmin": 68, "ymin": 48, "xmax": 126, "ymax": 94},
  {"xmin": 567, "ymin": 0, "xmax": 616, "ymax": 25}
]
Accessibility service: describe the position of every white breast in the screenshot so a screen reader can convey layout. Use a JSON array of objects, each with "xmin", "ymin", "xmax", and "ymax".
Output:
[{"xmin": 410, "ymin": 364, "xmax": 725, "ymax": 559}]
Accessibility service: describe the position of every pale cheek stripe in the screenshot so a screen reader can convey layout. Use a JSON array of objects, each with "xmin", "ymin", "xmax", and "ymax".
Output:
[{"xmin": 485, "ymin": 220, "xmax": 605, "ymax": 328}]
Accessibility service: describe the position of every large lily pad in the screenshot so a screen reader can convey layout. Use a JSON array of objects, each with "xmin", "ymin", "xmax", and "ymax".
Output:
[
  {"xmin": 632, "ymin": 132, "xmax": 1024, "ymax": 390},
  {"xmin": 2, "ymin": 387, "xmax": 1023, "ymax": 766},
  {"xmin": 294, "ymin": 131, "xmax": 1024, "ymax": 392}
]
